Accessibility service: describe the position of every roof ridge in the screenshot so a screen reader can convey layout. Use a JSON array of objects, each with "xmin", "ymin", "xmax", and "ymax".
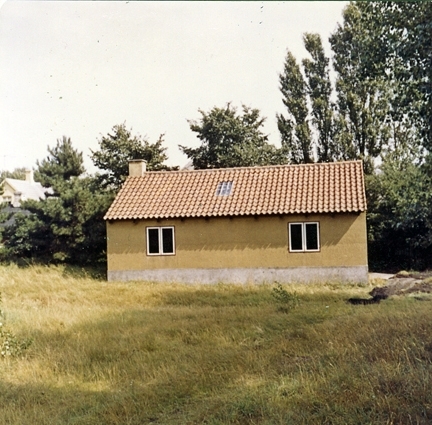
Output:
[
  {"xmin": 5, "ymin": 178, "xmax": 43, "ymax": 186},
  {"xmin": 5, "ymin": 177, "xmax": 30, "ymax": 183},
  {"xmin": 136, "ymin": 160, "xmax": 363, "ymax": 176}
]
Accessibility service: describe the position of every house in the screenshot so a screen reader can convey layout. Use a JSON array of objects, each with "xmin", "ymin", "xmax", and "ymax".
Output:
[
  {"xmin": 0, "ymin": 170, "xmax": 46, "ymax": 207},
  {"xmin": 104, "ymin": 160, "xmax": 368, "ymax": 284}
]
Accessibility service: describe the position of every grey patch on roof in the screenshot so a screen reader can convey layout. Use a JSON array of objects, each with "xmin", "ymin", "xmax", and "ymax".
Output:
[{"xmin": 216, "ymin": 181, "xmax": 233, "ymax": 196}]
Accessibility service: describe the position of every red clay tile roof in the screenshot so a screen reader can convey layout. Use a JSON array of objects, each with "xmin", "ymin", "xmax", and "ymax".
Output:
[{"xmin": 104, "ymin": 160, "xmax": 366, "ymax": 220}]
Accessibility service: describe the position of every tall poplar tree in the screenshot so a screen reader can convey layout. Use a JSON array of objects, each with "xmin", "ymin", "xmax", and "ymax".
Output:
[
  {"xmin": 277, "ymin": 34, "xmax": 340, "ymax": 164},
  {"xmin": 329, "ymin": 3, "xmax": 392, "ymax": 172},
  {"xmin": 360, "ymin": 1, "xmax": 432, "ymax": 154},
  {"xmin": 302, "ymin": 33, "xmax": 336, "ymax": 162},
  {"xmin": 276, "ymin": 51, "xmax": 313, "ymax": 164}
]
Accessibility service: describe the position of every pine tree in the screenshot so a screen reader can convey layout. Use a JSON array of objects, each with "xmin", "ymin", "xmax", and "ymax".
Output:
[
  {"xmin": 2, "ymin": 138, "xmax": 111, "ymax": 265},
  {"xmin": 35, "ymin": 136, "xmax": 85, "ymax": 190}
]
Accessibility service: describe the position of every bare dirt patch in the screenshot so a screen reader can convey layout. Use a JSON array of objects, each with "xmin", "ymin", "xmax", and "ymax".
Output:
[
  {"xmin": 349, "ymin": 271, "xmax": 432, "ymax": 304},
  {"xmin": 371, "ymin": 272, "xmax": 432, "ymax": 299}
]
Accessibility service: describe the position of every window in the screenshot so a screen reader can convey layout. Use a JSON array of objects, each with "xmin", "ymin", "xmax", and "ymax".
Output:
[
  {"xmin": 288, "ymin": 222, "xmax": 320, "ymax": 252},
  {"xmin": 216, "ymin": 181, "xmax": 233, "ymax": 196},
  {"xmin": 146, "ymin": 227, "xmax": 175, "ymax": 255}
]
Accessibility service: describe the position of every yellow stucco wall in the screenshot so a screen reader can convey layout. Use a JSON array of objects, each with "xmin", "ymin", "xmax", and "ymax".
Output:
[
  {"xmin": 106, "ymin": 213, "xmax": 367, "ymax": 272},
  {"xmin": 1, "ymin": 181, "xmax": 15, "ymax": 203}
]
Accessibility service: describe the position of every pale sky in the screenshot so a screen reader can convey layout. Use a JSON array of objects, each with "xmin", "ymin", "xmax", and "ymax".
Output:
[{"xmin": 0, "ymin": 1, "xmax": 347, "ymax": 173}]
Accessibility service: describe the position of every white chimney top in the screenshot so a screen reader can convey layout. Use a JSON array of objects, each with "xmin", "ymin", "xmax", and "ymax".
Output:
[
  {"xmin": 128, "ymin": 160, "xmax": 147, "ymax": 177},
  {"xmin": 25, "ymin": 169, "xmax": 34, "ymax": 184}
]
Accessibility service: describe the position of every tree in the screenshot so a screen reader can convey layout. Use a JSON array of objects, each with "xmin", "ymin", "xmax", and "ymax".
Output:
[
  {"xmin": 277, "ymin": 34, "xmax": 340, "ymax": 164},
  {"xmin": 329, "ymin": 3, "xmax": 392, "ymax": 172},
  {"xmin": 359, "ymin": 2, "xmax": 432, "ymax": 153},
  {"xmin": 35, "ymin": 136, "xmax": 85, "ymax": 190},
  {"xmin": 367, "ymin": 152, "xmax": 432, "ymax": 271},
  {"xmin": 2, "ymin": 178, "xmax": 112, "ymax": 264},
  {"xmin": 0, "ymin": 168, "xmax": 27, "ymax": 181},
  {"xmin": 1, "ymin": 138, "xmax": 111, "ymax": 265},
  {"xmin": 181, "ymin": 104, "xmax": 286, "ymax": 169},
  {"xmin": 90, "ymin": 123, "xmax": 173, "ymax": 192},
  {"xmin": 276, "ymin": 51, "xmax": 313, "ymax": 164},
  {"xmin": 302, "ymin": 33, "xmax": 337, "ymax": 163},
  {"xmin": 272, "ymin": 2, "xmax": 431, "ymax": 271}
]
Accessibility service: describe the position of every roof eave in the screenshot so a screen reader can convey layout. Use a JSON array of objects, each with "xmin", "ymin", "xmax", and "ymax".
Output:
[{"xmin": 104, "ymin": 208, "xmax": 366, "ymax": 221}]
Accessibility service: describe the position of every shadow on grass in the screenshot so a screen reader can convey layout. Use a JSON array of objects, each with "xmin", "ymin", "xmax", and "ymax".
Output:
[
  {"xmin": 6, "ymin": 306, "xmax": 281, "ymax": 424},
  {"xmin": 3, "ymin": 291, "xmax": 432, "ymax": 425},
  {"xmin": 0, "ymin": 258, "xmax": 107, "ymax": 280},
  {"xmin": 156, "ymin": 285, "xmax": 274, "ymax": 307},
  {"xmin": 61, "ymin": 263, "xmax": 107, "ymax": 281},
  {"xmin": 0, "ymin": 378, "xmax": 287, "ymax": 425},
  {"xmin": 0, "ymin": 380, "xmax": 160, "ymax": 425}
]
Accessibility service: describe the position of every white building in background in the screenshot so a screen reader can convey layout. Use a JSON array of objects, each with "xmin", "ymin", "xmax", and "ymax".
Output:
[{"xmin": 0, "ymin": 170, "xmax": 46, "ymax": 207}]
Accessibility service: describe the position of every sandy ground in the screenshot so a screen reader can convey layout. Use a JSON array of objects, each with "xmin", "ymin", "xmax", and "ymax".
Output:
[
  {"xmin": 369, "ymin": 271, "xmax": 432, "ymax": 300},
  {"xmin": 369, "ymin": 272, "xmax": 395, "ymax": 281}
]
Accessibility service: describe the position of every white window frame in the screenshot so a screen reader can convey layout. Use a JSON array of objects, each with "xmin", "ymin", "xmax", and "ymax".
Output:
[
  {"xmin": 288, "ymin": 222, "xmax": 320, "ymax": 252},
  {"xmin": 146, "ymin": 226, "xmax": 175, "ymax": 256}
]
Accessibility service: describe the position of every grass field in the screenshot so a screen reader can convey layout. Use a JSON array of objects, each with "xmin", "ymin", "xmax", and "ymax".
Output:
[{"xmin": 0, "ymin": 264, "xmax": 431, "ymax": 424}]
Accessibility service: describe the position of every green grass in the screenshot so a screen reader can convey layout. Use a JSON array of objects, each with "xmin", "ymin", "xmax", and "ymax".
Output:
[{"xmin": 0, "ymin": 264, "xmax": 431, "ymax": 424}]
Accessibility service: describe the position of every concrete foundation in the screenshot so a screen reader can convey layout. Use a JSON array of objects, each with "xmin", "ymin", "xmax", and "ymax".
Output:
[{"xmin": 108, "ymin": 266, "xmax": 369, "ymax": 285}]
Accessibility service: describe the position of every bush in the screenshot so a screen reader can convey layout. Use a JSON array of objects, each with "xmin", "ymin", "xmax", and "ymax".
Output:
[
  {"xmin": 271, "ymin": 283, "xmax": 299, "ymax": 312},
  {"xmin": 0, "ymin": 293, "xmax": 32, "ymax": 358}
]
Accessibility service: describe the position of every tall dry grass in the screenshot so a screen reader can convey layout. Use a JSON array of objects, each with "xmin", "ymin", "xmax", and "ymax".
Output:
[{"xmin": 0, "ymin": 264, "xmax": 431, "ymax": 424}]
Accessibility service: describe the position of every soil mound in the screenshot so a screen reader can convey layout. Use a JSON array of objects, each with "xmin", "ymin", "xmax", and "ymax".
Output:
[
  {"xmin": 349, "ymin": 271, "xmax": 432, "ymax": 305},
  {"xmin": 370, "ymin": 272, "xmax": 432, "ymax": 299}
]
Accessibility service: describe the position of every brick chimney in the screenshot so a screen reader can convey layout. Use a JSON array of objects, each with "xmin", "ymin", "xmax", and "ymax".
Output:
[{"xmin": 128, "ymin": 160, "xmax": 147, "ymax": 177}]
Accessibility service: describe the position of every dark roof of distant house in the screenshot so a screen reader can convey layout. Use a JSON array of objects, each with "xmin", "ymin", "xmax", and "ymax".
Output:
[
  {"xmin": 0, "ymin": 205, "xmax": 31, "ymax": 227},
  {"xmin": 104, "ymin": 160, "xmax": 367, "ymax": 220}
]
